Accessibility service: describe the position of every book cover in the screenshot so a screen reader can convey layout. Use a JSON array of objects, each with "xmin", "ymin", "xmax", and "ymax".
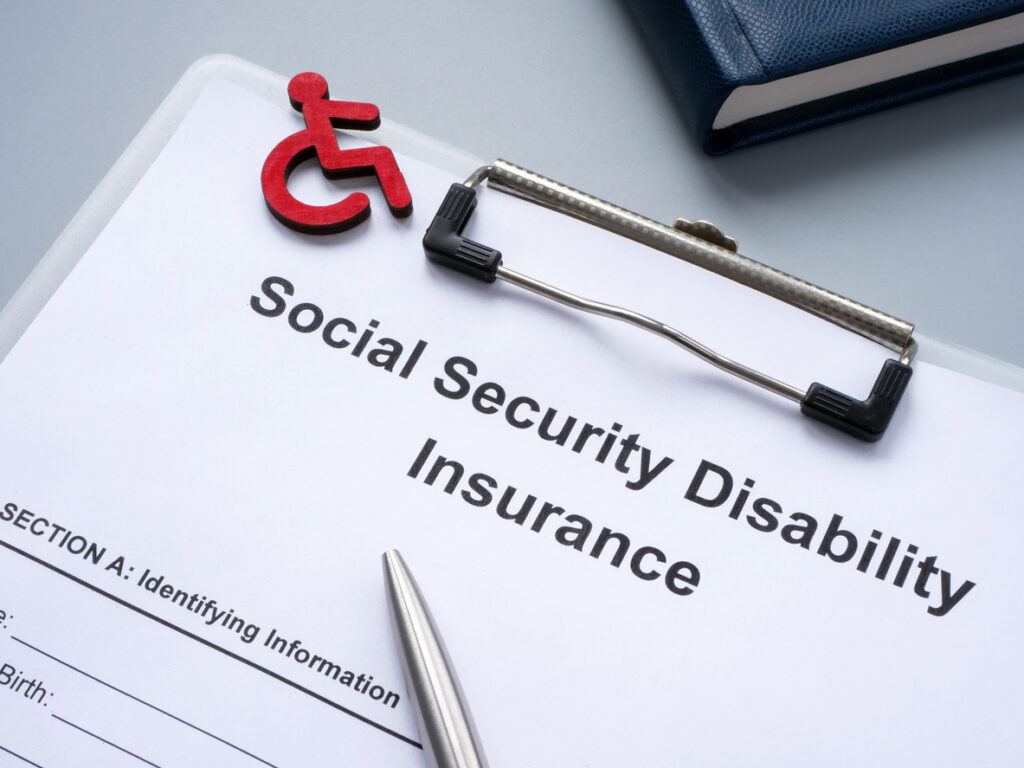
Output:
[{"xmin": 625, "ymin": 0, "xmax": 1024, "ymax": 153}]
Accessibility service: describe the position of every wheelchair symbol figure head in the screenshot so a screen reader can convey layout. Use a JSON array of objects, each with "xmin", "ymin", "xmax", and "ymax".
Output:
[
  {"xmin": 261, "ymin": 72, "xmax": 412, "ymax": 235},
  {"xmin": 287, "ymin": 72, "xmax": 330, "ymax": 109}
]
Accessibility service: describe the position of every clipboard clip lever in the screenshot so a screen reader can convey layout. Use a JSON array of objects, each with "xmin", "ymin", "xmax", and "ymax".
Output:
[{"xmin": 423, "ymin": 161, "xmax": 916, "ymax": 442}]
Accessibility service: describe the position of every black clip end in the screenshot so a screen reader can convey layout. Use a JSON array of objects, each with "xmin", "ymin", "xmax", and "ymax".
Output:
[
  {"xmin": 423, "ymin": 184, "xmax": 502, "ymax": 283},
  {"xmin": 801, "ymin": 359, "xmax": 913, "ymax": 442}
]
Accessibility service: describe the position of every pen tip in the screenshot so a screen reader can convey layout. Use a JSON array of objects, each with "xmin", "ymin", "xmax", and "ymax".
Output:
[{"xmin": 382, "ymin": 550, "xmax": 409, "ymax": 586}]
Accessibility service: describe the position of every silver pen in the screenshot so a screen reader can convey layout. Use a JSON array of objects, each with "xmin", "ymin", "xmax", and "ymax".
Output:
[{"xmin": 382, "ymin": 550, "xmax": 489, "ymax": 768}]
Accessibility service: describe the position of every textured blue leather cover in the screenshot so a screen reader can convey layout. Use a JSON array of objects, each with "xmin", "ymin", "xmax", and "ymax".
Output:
[{"xmin": 625, "ymin": 0, "xmax": 1024, "ymax": 153}]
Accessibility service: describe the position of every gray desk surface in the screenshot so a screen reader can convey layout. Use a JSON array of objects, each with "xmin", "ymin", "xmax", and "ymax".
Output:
[{"xmin": 3, "ymin": 2, "xmax": 1022, "ymax": 365}]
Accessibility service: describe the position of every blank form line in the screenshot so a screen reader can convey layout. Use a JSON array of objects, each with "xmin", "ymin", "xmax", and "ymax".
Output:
[
  {"xmin": 0, "ymin": 745, "xmax": 46, "ymax": 768},
  {"xmin": 0, "ymin": 537, "xmax": 421, "ymax": 749},
  {"xmin": 12, "ymin": 636, "xmax": 278, "ymax": 768},
  {"xmin": 51, "ymin": 714, "xmax": 163, "ymax": 768}
]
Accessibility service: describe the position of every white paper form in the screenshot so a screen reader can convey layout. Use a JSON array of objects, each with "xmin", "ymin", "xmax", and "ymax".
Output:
[{"xmin": 1, "ymin": 77, "xmax": 1023, "ymax": 767}]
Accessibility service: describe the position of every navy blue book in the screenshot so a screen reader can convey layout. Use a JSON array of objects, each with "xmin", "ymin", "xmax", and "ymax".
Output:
[{"xmin": 625, "ymin": 0, "xmax": 1024, "ymax": 153}]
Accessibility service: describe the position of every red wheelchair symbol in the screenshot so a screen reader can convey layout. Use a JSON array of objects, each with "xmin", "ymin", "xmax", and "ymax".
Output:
[{"xmin": 261, "ymin": 72, "xmax": 413, "ymax": 234}]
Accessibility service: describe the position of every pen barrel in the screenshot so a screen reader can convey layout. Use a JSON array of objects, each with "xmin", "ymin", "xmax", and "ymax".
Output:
[
  {"xmin": 384, "ymin": 551, "xmax": 489, "ymax": 768},
  {"xmin": 486, "ymin": 159, "xmax": 914, "ymax": 353}
]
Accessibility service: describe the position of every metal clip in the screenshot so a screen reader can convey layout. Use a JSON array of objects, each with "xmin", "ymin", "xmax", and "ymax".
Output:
[{"xmin": 423, "ymin": 160, "xmax": 916, "ymax": 441}]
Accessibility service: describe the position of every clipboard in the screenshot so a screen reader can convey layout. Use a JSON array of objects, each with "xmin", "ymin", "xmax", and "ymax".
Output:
[
  {"xmin": 2, "ymin": 55, "xmax": 1024, "ymax": 768},
  {"xmin": 4, "ymin": 54, "xmax": 1022, "ymax": 414}
]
